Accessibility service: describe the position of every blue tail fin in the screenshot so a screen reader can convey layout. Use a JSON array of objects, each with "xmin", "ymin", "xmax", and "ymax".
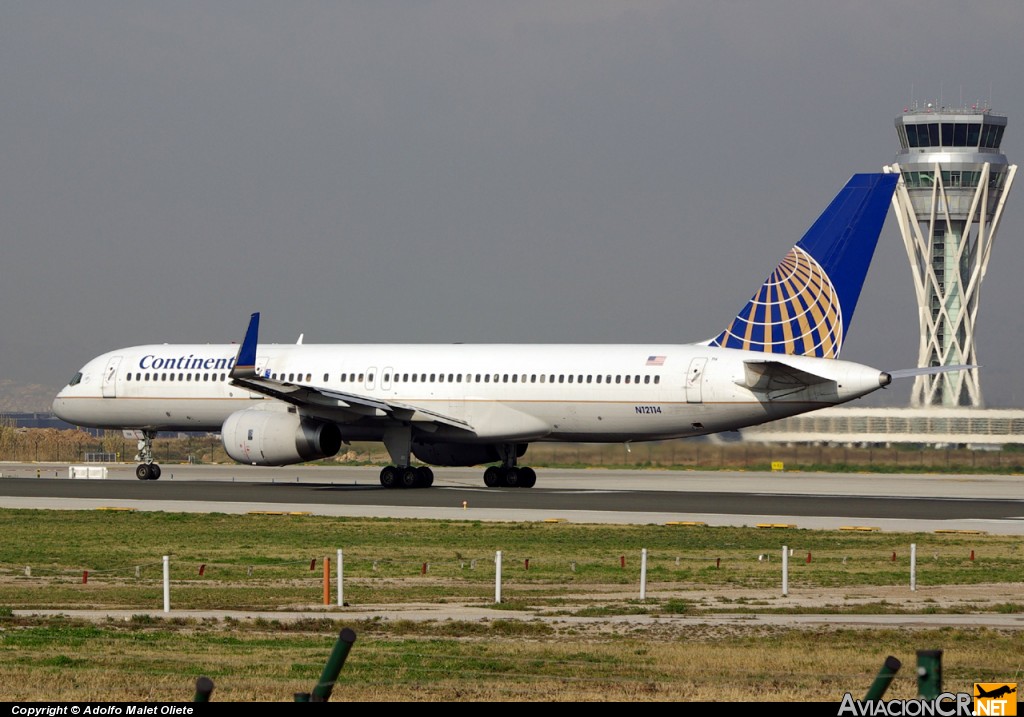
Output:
[{"xmin": 707, "ymin": 173, "xmax": 897, "ymax": 358}]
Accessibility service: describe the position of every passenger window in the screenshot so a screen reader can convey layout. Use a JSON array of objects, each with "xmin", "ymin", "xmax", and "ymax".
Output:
[
  {"xmin": 568, "ymin": 375, "xmax": 573, "ymax": 383},
  {"xmin": 558, "ymin": 375, "xmax": 564, "ymax": 383},
  {"xmin": 625, "ymin": 376, "xmax": 631, "ymax": 384},
  {"xmin": 127, "ymin": 373, "xmax": 132, "ymax": 382},
  {"xmin": 596, "ymin": 375, "xmax": 602, "ymax": 384},
  {"xmin": 615, "ymin": 376, "xmax": 621, "ymax": 384},
  {"xmin": 430, "ymin": 374, "xmax": 436, "ymax": 382},
  {"xmin": 654, "ymin": 376, "xmax": 660, "ymax": 384},
  {"xmin": 324, "ymin": 373, "xmax": 329, "ymax": 382},
  {"xmin": 512, "ymin": 374, "xmax": 518, "ymax": 383},
  {"xmin": 448, "ymin": 374, "xmax": 454, "ymax": 382},
  {"xmin": 644, "ymin": 376, "xmax": 650, "ymax": 384}
]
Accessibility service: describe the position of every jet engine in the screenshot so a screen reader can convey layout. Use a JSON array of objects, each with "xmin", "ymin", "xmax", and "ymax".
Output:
[{"xmin": 222, "ymin": 408, "xmax": 342, "ymax": 466}]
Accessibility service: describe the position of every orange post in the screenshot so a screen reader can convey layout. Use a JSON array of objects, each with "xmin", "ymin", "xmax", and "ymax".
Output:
[
  {"xmin": 323, "ymin": 557, "xmax": 330, "ymax": 606},
  {"xmin": 82, "ymin": 570, "xmax": 88, "ymax": 584}
]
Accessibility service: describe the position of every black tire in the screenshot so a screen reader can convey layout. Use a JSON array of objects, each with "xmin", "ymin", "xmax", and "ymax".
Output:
[
  {"xmin": 416, "ymin": 466, "xmax": 434, "ymax": 488},
  {"xmin": 135, "ymin": 464, "xmax": 151, "ymax": 480},
  {"xmin": 150, "ymin": 464, "xmax": 162, "ymax": 480},
  {"xmin": 400, "ymin": 467, "xmax": 419, "ymax": 489},
  {"xmin": 503, "ymin": 467, "xmax": 520, "ymax": 487},
  {"xmin": 519, "ymin": 467, "xmax": 536, "ymax": 488},
  {"xmin": 379, "ymin": 465, "xmax": 398, "ymax": 488},
  {"xmin": 483, "ymin": 466, "xmax": 502, "ymax": 487}
]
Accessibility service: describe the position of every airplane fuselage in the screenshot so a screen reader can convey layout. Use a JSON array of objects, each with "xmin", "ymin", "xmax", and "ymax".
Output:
[{"xmin": 54, "ymin": 341, "xmax": 887, "ymax": 443}]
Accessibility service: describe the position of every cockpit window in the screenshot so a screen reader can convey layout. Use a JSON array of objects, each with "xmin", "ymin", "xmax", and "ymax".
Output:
[{"xmin": 68, "ymin": 372, "xmax": 83, "ymax": 387}]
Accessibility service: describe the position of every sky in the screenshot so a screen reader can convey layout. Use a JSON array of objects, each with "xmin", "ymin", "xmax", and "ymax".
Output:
[{"xmin": 2, "ymin": 2, "xmax": 1023, "ymax": 407}]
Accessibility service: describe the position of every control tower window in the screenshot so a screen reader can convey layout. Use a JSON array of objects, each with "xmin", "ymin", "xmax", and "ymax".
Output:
[
  {"xmin": 953, "ymin": 124, "xmax": 967, "ymax": 146},
  {"xmin": 966, "ymin": 124, "xmax": 981, "ymax": 147},
  {"xmin": 941, "ymin": 123, "xmax": 954, "ymax": 147},
  {"xmin": 905, "ymin": 124, "xmax": 920, "ymax": 147}
]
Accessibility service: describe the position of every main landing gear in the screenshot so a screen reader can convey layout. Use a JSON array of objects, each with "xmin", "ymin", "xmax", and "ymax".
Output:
[
  {"xmin": 378, "ymin": 426, "xmax": 433, "ymax": 489},
  {"xmin": 483, "ymin": 465, "xmax": 536, "ymax": 488},
  {"xmin": 379, "ymin": 465, "xmax": 434, "ymax": 489},
  {"xmin": 482, "ymin": 444, "xmax": 537, "ymax": 488},
  {"xmin": 134, "ymin": 430, "xmax": 162, "ymax": 480}
]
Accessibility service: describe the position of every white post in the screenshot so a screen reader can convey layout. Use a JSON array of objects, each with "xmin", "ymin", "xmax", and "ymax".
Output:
[
  {"xmin": 640, "ymin": 548, "xmax": 648, "ymax": 600},
  {"xmin": 910, "ymin": 543, "xmax": 917, "ymax": 592},
  {"xmin": 782, "ymin": 545, "xmax": 788, "ymax": 596},
  {"xmin": 162, "ymin": 555, "xmax": 170, "ymax": 613},
  {"xmin": 495, "ymin": 550, "xmax": 502, "ymax": 604},
  {"xmin": 342, "ymin": 553, "xmax": 350, "ymax": 606}
]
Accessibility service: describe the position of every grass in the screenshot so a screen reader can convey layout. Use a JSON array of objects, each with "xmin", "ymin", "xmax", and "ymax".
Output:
[{"xmin": 0, "ymin": 508, "xmax": 1022, "ymax": 701}]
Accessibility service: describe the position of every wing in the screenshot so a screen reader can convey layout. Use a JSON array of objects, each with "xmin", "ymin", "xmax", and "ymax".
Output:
[{"xmin": 228, "ymin": 313, "xmax": 473, "ymax": 433}]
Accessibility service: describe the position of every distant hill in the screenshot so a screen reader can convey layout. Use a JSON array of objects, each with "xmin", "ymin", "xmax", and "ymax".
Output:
[{"xmin": 0, "ymin": 379, "xmax": 61, "ymax": 412}]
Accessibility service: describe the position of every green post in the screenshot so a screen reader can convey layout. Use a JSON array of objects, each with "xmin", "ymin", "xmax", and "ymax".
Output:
[
  {"xmin": 310, "ymin": 627, "xmax": 357, "ymax": 702},
  {"xmin": 916, "ymin": 649, "xmax": 942, "ymax": 699},
  {"xmin": 193, "ymin": 676, "xmax": 214, "ymax": 702},
  {"xmin": 864, "ymin": 656, "xmax": 901, "ymax": 701}
]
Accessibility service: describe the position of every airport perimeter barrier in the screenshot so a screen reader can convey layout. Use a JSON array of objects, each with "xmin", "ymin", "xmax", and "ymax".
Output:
[
  {"xmin": 0, "ymin": 541, "xmax": 990, "ymax": 611},
  {"xmin": 68, "ymin": 465, "xmax": 108, "ymax": 479}
]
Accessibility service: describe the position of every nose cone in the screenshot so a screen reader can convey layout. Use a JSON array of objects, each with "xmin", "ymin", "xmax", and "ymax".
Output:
[{"xmin": 52, "ymin": 393, "xmax": 70, "ymax": 421}]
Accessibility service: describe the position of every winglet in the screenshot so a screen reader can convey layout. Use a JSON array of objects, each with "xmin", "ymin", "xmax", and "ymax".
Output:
[
  {"xmin": 230, "ymin": 312, "xmax": 260, "ymax": 379},
  {"xmin": 708, "ymin": 173, "xmax": 898, "ymax": 358}
]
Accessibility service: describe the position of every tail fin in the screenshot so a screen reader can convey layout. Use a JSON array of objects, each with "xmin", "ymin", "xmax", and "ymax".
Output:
[{"xmin": 708, "ymin": 173, "xmax": 897, "ymax": 358}]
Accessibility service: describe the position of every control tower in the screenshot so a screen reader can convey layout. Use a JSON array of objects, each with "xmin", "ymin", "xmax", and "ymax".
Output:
[{"xmin": 885, "ymin": 104, "xmax": 1016, "ymax": 407}]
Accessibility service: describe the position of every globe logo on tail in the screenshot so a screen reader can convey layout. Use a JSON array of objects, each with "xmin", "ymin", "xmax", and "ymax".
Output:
[{"xmin": 709, "ymin": 246, "xmax": 843, "ymax": 358}]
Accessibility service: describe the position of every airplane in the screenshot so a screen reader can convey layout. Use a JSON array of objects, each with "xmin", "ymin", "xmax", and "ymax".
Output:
[
  {"xmin": 53, "ymin": 172, "xmax": 959, "ymax": 489},
  {"xmin": 975, "ymin": 685, "xmax": 1016, "ymax": 700}
]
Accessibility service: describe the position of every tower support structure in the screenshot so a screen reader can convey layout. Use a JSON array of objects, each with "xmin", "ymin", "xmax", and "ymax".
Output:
[{"xmin": 885, "ymin": 104, "xmax": 1016, "ymax": 407}]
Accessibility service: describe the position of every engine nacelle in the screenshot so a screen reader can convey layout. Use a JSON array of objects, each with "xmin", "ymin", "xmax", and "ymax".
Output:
[
  {"xmin": 222, "ymin": 408, "xmax": 342, "ymax": 466},
  {"xmin": 412, "ymin": 441, "xmax": 526, "ymax": 467}
]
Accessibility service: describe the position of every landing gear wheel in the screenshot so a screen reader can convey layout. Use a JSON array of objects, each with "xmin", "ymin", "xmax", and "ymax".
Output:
[
  {"xmin": 136, "ymin": 464, "xmax": 151, "ymax": 480},
  {"xmin": 416, "ymin": 466, "xmax": 434, "ymax": 487},
  {"xmin": 149, "ymin": 464, "xmax": 161, "ymax": 480},
  {"xmin": 483, "ymin": 466, "xmax": 502, "ymax": 488},
  {"xmin": 519, "ymin": 467, "xmax": 536, "ymax": 488},
  {"xmin": 503, "ymin": 467, "xmax": 520, "ymax": 487},
  {"xmin": 379, "ymin": 465, "xmax": 399, "ymax": 489},
  {"xmin": 400, "ymin": 467, "xmax": 420, "ymax": 489}
]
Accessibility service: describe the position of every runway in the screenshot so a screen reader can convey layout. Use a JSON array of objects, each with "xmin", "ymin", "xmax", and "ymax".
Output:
[{"xmin": 2, "ymin": 462, "xmax": 1023, "ymax": 534}]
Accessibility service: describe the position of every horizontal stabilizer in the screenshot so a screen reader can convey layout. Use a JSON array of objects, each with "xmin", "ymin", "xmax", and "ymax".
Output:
[
  {"xmin": 884, "ymin": 364, "xmax": 977, "ymax": 380},
  {"xmin": 741, "ymin": 360, "xmax": 833, "ymax": 392}
]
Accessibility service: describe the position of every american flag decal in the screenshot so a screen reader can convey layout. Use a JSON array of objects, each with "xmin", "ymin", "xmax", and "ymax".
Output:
[{"xmin": 646, "ymin": 356, "xmax": 666, "ymax": 366}]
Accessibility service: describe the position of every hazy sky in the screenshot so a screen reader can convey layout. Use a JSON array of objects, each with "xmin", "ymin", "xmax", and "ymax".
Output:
[{"xmin": 2, "ymin": 2, "xmax": 1023, "ymax": 407}]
